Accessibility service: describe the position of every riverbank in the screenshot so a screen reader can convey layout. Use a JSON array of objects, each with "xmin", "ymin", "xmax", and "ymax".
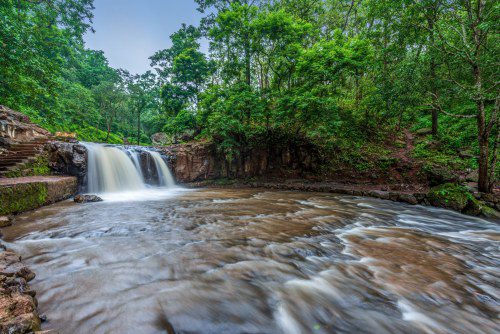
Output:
[
  {"xmin": 185, "ymin": 179, "xmax": 500, "ymax": 219},
  {"xmin": 0, "ymin": 244, "xmax": 41, "ymax": 333}
]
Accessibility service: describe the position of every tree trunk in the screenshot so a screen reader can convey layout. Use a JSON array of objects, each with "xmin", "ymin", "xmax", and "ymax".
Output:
[
  {"xmin": 429, "ymin": 22, "xmax": 439, "ymax": 137},
  {"xmin": 137, "ymin": 108, "xmax": 141, "ymax": 146},
  {"xmin": 106, "ymin": 120, "xmax": 111, "ymax": 143},
  {"xmin": 474, "ymin": 64, "xmax": 489, "ymax": 192}
]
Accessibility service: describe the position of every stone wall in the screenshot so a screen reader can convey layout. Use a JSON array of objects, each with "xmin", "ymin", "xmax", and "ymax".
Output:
[{"xmin": 0, "ymin": 176, "xmax": 77, "ymax": 216}]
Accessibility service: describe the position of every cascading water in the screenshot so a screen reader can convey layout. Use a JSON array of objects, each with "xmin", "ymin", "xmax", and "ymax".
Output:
[
  {"xmin": 83, "ymin": 142, "xmax": 175, "ymax": 194},
  {"xmin": 149, "ymin": 151, "xmax": 175, "ymax": 187}
]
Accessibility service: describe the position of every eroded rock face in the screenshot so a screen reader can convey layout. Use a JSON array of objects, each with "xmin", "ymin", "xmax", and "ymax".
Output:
[
  {"xmin": 162, "ymin": 142, "xmax": 320, "ymax": 183},
  {"xmin": 47, "ymin": 142, "xmax": 87, "ymax": 190},
  {"xmin": 0, "ymin": 106, "xmax": 50, "ymax": 147},
  {"xmin": 0, "ymin": 247, "xmax": 41, "ymax": 334}
]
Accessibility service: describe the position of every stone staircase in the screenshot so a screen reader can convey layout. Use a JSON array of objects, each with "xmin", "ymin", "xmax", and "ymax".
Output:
[{"xmin": 0, "ymin": 138, "xmax": 49, "ymax": 177}]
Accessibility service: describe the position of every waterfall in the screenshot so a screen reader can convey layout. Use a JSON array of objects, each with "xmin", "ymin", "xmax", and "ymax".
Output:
[
  {"xmin": 83, "ymin": 143, "xmax": 175, "ymax": 194},
  {"xmin": 149, "ymin": 151, "xmax": 175, "ymax": 187}
]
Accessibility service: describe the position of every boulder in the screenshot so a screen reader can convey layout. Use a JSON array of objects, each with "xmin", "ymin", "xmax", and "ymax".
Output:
[
  {"xmin": 398, "ymin": 194, "xmax": 419, "ymax": 205},
  {"xmin": 426, "ymin": 183, "xmax": 472, "ymax": 212},
  {"xmin": 74, "ymin": 195, "xmax": 103, "ymax": 203},
  {"xmin": 0, "ymin": 216, "xmax": 12, "ymax": 228},
  {"xmin": 0, "ymin": 248, "xmax": 41, "ymax": 333},
  {"xmin": 47, "ymin": 142, "xmax": 87, "ymax": 190}
]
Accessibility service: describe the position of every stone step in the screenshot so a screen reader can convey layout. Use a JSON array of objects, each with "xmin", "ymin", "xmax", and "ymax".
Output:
[
  {"xmin": 0, "ymin": 156, "xmax": 37, "ymax": 166},
  {"xmin": 0, "ymin": 139, "xmax": 48, "ymax": 177},
  {"xmin": 3, "ymin": 150, "xmax": 39, "ymax": 158},
  {"xmin": 0, "ymin": 161, "xmax": 26, "ymax": 167}
]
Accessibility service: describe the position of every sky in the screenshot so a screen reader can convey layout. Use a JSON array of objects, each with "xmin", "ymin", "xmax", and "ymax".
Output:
[{"xmin": 83, "ymin": 0, "xmax": 204, "ymax": 74}]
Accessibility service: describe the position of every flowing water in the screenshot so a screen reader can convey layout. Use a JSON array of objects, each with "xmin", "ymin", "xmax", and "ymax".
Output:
[
  {"xmin": 2, "ymin": 189, "xmax": 499, "ymax": 334},
  {"xmin": 83, "ymin": 142, "xmax": 175, "ymax": 194}
]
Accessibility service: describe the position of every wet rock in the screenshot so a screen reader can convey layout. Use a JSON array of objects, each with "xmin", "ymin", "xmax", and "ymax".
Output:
[
  {"xmin": 0, "ymin": 247, "xmax": 41, "ymax": 333},
  {"xmin": 0, "ymin": 216, "xmax": 12, "ymax": 228},
  {"xmin": 398, "ymin": 194, "xmax": 419, "ymax": 205},
  {"xmin": 367, "ymin": 190, "xmax": 390, "ymax": 200},
  {"xmin": 74, "ymin": 195, "xmax": 103, "ymax": 203},
  {"xmin": 1, "ymin": 177, "xmax": 77, "ymax": 216},
  {"xmin": 47, "ymin": 142, "xmax": 87, "ymax": 191}
]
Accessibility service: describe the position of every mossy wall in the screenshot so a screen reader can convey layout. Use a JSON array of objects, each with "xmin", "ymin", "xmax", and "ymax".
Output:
[
  {"xmin": 0, "ymin": 183, "xmax": 48, "ymax": 215},
  {"xmin": 0, "ymin": 177, "xmax": 77, "ymax": 216}
]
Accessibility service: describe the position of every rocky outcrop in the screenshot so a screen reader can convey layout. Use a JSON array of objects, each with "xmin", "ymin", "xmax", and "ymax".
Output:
[
  {"xmin": 162, "ymin": 141, "xmax": 319, "ymax": 183},
  {"xmin": 47, "ymin": 141, "xmax": 87, "ymax": 190},
  {"xmin": 0, "ymin": 246, "xmax": 41, "ymax": 333},
  {"xmin": 0, "ymin": 106, "xmax": 50, "ymax": 147}
]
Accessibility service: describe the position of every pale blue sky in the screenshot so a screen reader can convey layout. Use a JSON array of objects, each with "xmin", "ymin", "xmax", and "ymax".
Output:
[{"xmin": 84, "ymin": 0, "xmax": 204, "ymax": 74}]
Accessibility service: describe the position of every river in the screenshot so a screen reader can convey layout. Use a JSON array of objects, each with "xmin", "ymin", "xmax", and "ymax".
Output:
[{"xmin": 2, "ymin": 188, "xmax": 499, "ymax": 334}]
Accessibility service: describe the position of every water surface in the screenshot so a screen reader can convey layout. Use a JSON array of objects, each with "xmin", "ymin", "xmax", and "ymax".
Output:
[{"xmin": 3, "ymin": 189, "xmax": 499, "ymax": 334}]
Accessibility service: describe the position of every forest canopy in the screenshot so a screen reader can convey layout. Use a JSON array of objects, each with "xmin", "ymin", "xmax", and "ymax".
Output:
[{"xmin": 0, "ymin": 0, "xmax": 498, "ymax": 192}]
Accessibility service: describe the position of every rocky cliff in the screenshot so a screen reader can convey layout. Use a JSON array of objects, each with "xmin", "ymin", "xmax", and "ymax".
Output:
[
  {"xmin": 47, "ymin": 142, "xmax": 87, "ymax": 191},
  {"xmin": 162, "ymin": 141, "xmax": 320, "ymax": 183}
]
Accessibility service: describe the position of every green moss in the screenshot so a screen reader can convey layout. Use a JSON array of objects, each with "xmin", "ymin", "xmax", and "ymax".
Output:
[
  {"xmin": 0, "ymin": 183, "xmax": 48, "ymax": 215},
  {"xmin": 427, "ymin": 183, "xmax": 474, "ymax": 212},
  {"xmin": 5, "ymin": 154, "xmax": 51, "ymax": 178}
]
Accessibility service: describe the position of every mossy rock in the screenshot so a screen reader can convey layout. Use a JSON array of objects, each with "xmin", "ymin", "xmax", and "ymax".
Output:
[
  {"xmin": 0, "ymin": 183, "xmax": 48, "ymax": 216},
  {"xmin": 426, "ymin": 183, "xmax": 474, "ymax": 212},
  {"xmin": 422, "ymin": 164, "xmax": 459, "ymax": 187},
  {"xmin": 4, "ymin": 154, "xmax": 51, "ymax": 178}
]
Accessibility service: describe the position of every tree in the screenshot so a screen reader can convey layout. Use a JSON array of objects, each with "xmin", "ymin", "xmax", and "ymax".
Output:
[
  {"xmin": 434, "ymin": 0, "xmax": 498, "ymax": 192},
  {"xmin": 125, "ymin": 71, "xmax": 159, "ymax": 145}
]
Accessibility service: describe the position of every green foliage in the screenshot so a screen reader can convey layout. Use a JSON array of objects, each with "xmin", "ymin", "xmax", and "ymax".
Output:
[
  {"xmin": 427, "ymin": 183, "xmax": 474, "ymax": 212},
  {"xmin": 1, "ymin": 0, "xmax": 498, "ymax": 191},
  {"xmin": 0, "ymin": 183, "xmax": 48, "ymax": 215}
]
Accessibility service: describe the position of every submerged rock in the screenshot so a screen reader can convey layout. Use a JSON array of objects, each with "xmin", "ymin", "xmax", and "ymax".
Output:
[{"xmin": 74, "ymin": 195, "xmax": 103, "ymax": 203}]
